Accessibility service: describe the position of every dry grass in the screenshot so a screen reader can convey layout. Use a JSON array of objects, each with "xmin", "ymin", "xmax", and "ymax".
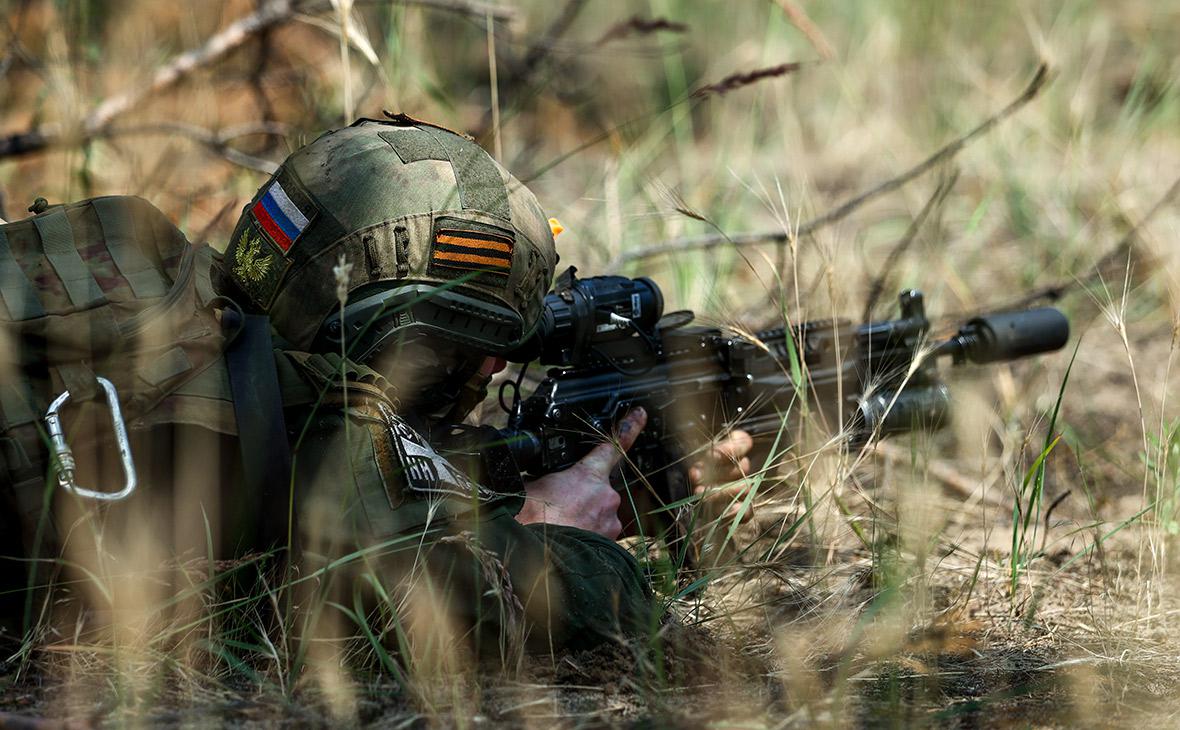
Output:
[{"xmin": 2, "ymin": 0, "xmax": 1180, "ymax": 727}]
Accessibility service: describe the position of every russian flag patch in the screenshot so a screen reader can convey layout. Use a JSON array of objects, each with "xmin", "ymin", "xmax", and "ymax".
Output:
[{"xmin": 251, "ymin": 180, "xmax": 313, "ymax": 253}]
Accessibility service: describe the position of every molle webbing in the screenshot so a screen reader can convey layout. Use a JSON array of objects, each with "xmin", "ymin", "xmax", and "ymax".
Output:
[
  {"xmin": 34, "ymin": 208, "xmax": 106, "ymax": 309},
  {"xmin": 0, "ymin": 380, "xmax": 38, "ymax": 431},
  {"xmin": 0, "ymin": 227, "xmax": 45, "ymax": 321},
  {"xmin": 0, "ymin": 196, "xmax": 186, "ymax": 321},
  {"xmin": 55, "ymin": 362, "xmax": 99, "ymax": 403},
  {"xmin": 136, "ymin": 346, "xmax": 194, "ymax": 388},
  {"xmin": 0, "ymin": 197, "xmax": 212, "ymax": 466},
  {"xmin": 284, "ymin": 351, "xmax": 396, "ymax": 400},
  {"xmin": 92, "ymin": 197, "xmax": 169, "ymax": 299}
]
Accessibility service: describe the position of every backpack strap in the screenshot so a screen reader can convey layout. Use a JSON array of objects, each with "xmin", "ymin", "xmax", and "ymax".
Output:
[{"xmin": 222, "ymin": 310, "xmax": 293, "ymax": 510}]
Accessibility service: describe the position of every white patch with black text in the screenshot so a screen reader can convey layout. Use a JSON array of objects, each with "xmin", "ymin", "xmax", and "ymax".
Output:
[{"xmin": 378, "ymin": 402, "xmax": 497, "ymax": 501}]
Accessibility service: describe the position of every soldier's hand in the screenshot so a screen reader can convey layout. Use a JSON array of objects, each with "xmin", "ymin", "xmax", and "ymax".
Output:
[
  {"xmin": 687, "ymin": 430, "xmax": 756, "ymax": 521},
  {"xmin": 515, "ymin": 407, "xmax": 647, "ymax": 539}
]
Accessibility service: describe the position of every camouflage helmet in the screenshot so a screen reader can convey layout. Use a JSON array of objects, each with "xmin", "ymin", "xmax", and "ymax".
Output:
[{"xmin": 223, "ymin": 116, "xmax": 558, "ymax": 360}]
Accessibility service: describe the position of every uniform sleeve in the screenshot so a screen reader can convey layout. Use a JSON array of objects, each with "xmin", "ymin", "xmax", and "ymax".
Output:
[
  {"xmin": 419, "ymin": 506, "xmax": 656, "ymax": 655},
  {"xmin": 292, "ymin": 404, "xmax": 657, "ymax": 656}
]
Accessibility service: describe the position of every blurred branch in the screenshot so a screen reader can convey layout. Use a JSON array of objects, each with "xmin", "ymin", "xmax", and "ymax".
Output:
[
  {"xmin": 609, "ymin": 63, "xmax": 1052, "ymax": 271},
  {"xmin": 595, "ymin": 16, "xmax": 688, "ymax": 46},
  {"xmin": 474, "ymin": 0, "xmax": 586, "ymax": 142},
  {"xmin": 0, "ymin": 0, "xmax": 516, "ymax": 160},
  {"xmin": 861, "ymin": 168, "xmax": 959, "ymax": 321},
  {"xmin": 103, "ymin": 122, "xmax": 291, "ymax": 173},
  {"xmin": 874, "ymin": 442, "xmax": 1006, "ymax": 507},
  {"xmin": 990, "ymin": 173, "xmax": 1180, "ymax": 311},
  {"xmin": 0, "ymin": 128, "xmax": 51, "ymax": 158},
  {"xmin": 83, "ymin": 0, "xmax": 303, "ymax": 140},
  {"xmin": 509, "ymin": 0, "xmax": 585, "ymax": 81}
]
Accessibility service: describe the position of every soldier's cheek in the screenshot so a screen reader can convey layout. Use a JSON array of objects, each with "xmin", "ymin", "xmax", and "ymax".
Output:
[{"xmin": 479, "ymin": 356, "xmax": 507, "ymax": 377}]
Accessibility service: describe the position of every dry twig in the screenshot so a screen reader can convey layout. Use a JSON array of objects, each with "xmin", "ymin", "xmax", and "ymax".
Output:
[
  {"xmin": 994, "ymin": 173, "xmax": 1180, "ymax": 310},
  {"xmin": 609, "ymin": 63, "xmax": 1052, "ymax": 271},
  {"xmin": 691, "ymin": 61, "xmax": 804, "ymax": 98},
  {"xmin": 0, "ymin": 0, "xmax": 515, "ymax": 160},
  {"xmin": 862, "ymin": 169, "xmax": 959, "ymax": 321},
  {"xmin": 596, "ymin": 16, "xmax": 689, "ymax": 46},
  {"xmin": 874, "ymin": 442, "xmax": 1006, "ymax": 507}
]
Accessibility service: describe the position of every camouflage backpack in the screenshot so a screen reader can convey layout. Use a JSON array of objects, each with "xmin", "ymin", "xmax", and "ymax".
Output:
[
  {"xmin": 0, "ymin": 196, "xmax": 402, "ymax": 535},
  {"xmin": 0, "ymin": 196, "xmax": 229, "ymax": 568}
]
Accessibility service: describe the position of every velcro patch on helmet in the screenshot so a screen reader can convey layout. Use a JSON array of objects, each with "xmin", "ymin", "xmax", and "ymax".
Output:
[
  {"xmin": 428, "ymin": 217, "xmax": 514, "ymax": 287},
  {"xmin": 250, "ymin": 178, "xmax": 317, "ymax": 253}
]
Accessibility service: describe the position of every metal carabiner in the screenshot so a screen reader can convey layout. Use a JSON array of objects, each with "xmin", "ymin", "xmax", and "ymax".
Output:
[{"xmin": 43, "ymin": 376, "xmax": 138, "ymax": 502}]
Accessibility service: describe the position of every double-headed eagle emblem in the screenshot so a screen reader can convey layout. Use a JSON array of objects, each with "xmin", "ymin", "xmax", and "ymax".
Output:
[{"xmin": 233, "ymin": 230, "xmax": 273, "ymax": 283}]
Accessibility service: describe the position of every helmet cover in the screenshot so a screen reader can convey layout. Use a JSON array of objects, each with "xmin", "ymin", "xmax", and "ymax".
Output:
[{"xmin": 224, "ymin": 116, "xmax": 558, "ymax": 356}]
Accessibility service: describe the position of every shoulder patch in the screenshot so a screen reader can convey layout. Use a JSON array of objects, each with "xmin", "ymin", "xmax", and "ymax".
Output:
[{"xmin": 376, "ymin": 401, "xmax": 499, "ymax": 503}]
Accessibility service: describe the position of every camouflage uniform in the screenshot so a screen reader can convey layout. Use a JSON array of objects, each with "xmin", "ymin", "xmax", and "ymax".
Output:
[
  {"xmin": 282, "ymin": 361, "xmax": 654, "ymax": 653},
  {"xmin": 219, "ymin": 117, "xmax": 656, "ymax": 652},
  {"xmin": 0, "ymin": 118, "xmax": 655, "ymax": 651}
]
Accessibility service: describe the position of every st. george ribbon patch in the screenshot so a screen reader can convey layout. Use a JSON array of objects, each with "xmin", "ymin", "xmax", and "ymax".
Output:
[
  {"xmin": 429, "ymin": 221, "xmax": 514, "ymax": 286},
  {"xmin": 252, "ymin": 179, "xmax": 313, "ymax": 252}
]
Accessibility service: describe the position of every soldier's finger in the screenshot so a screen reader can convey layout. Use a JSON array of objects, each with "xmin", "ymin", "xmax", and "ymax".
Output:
[
  {"xmin": 614, "ymin": 406, "xmax": 647, "ymax": 452},
  {"xmin": 711, "ymin": 430, "xmax": 754, "ymax": 461},
  {"xmin": 718, "ymin": 456, "xmax": 752, "ymax": 481},
  {"xmin": 579, "ymin": 407, "xmax": 647, "ymax": 476}
]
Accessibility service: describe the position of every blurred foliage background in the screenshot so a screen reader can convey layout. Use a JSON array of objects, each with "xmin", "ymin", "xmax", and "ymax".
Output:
[
  {"xmin": 3, "ymin": 0, "xmax": 1176, "ymax": 316},
  {"xmin": 4, "ymin": 0, "xmax": 1177, "ymax": 497}
]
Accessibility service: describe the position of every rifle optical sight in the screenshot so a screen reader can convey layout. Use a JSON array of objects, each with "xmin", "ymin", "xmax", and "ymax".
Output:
[{"xmin": 506, "ymin": 267, "xmax": 664, "ymax": 366}]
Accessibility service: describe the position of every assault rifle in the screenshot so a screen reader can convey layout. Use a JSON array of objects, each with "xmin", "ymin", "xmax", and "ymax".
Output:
[{"xmin": 439, "ymin": 267, "xmax": 1069, "ymax": 535}]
